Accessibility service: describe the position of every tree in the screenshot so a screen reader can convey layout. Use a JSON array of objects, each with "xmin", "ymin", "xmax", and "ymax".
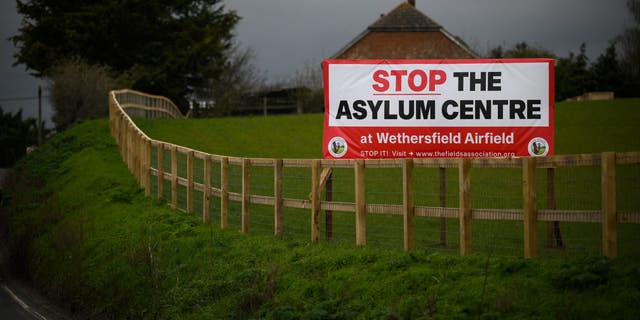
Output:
[
  {"xmin": 203, "ymin": 43, "xmax": 265, "ymax": 117},
  {"xmin": 12, "ymin": 0, "xmax": 240, "ymax": 112},
  {"xmin": 487, "ymin": 42, "xmax": 555, "ymax": 59},
  {"xmin": 292, "ymin": 61, "xmax": 324, "ymax": 113},
  {"xmin": 617, "ymin": 0, "xmax": 640, "ymax": 96},
  {"xmin": 591, "ymin": 42, "xmax": 622, "ymax": 93},
  {"xmin": 48, "ymin": 59, "xmax": 121, "ymax": 131},
  {"xmin": 555, "ymin": 43, "xmax": 593, "ymax": 101},
  {"xmin": 487, "ymin": 45, "xmax": 505, "ymax": 59}
]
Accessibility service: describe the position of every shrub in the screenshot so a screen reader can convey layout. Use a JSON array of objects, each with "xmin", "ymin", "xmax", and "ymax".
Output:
[{"xmin": 48, "ymin": 59, "xmax": 122, "ymax": 132}]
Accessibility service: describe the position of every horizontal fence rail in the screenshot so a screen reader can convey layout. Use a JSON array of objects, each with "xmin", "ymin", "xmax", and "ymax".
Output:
[
  {"xmin": 109, "ymin": 89, "xmax": 640, "ymax": 258},
  {"xmin": 111, "ymin": 89, "xmax": 185, "ymax": 121}
]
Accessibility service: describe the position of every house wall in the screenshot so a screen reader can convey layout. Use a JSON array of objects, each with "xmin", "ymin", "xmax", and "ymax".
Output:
[{"xmin": 336, "ymin": 31, "xmax": 474, "ymax": 60}]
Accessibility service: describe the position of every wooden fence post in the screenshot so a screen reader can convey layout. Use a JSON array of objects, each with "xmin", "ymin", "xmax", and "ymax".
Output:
[
  {"xmin": 523, "ymin": 157, "xmax": 538, "ymax": 258},
  {"xmin": 131, "ymin": 128, "xmax": 135, "ymax": 176},
  {"xmin": 459, "ymin": 158, "xmax": 472, "ymax": 256},
  {"xmin": 355, "ymin": 160, "xmax": 366, "ymax": 246},
  {"xmin": 143, "ymin": 138, "xmax": 151, "ymax": 196},
  {"xmin": 127, "ymin": 124, "xmax": 133, "ymax": 173},
  {"xmin": 325, "ymin": 172, "xmax": 333, "ymax": 241},
  {"xmin": 129, "ymin": 131, "xmax": 140, "ymax": 183},
  {"xmin": 129, "ymin": 130, "xmax": 140, "ymax": 183},
  {"xmin": 439, "ymin": 167, "xmax": 447, "ymax": 247},
  {"xmin": 124, "ymin": 123, "xmax": 130, "ymax": 170},
  {"xmin": 403, "ymin": 158, "xmax": 414, "ymax": 251},
  {"xmin": 113, "ymin": 108, "xmax": 118, "ymax": 139},
  {"xmin": 203, "ymin": 155, "xmax": 211, "ymax": 223},
  {"xmin": 120, "ymin": 115, "xmax": 126, "ymax": 161},
  {"xmin": 602, "ymin": 152, "xmax": 617, "ymax": 258},
  {"xmin": 136, "ymin": 133, "xmax": 143, "ymax": 186},
  {"xmin": 274, "ymin": 159, "xmax": 283, "ymax": 238},
  {"xmin": 187, "ymin": 150, "xmax": 194, "ymax": 214},
  {"xmin": 220, "ymin": 157, "xmax": 229, "ymax": 229},
  {"xmin": 122, "ymin": 116, "xmax": 128, "ymax": 158},
  {"xmin": 157, "ymin": 143, "xmax": 164, "ymax": 200},
  {"xmin": 135, "ymin": 131, "xmax": 144, "ymax": 184},
  {"xmin": 133, "ymin": 131, "xmax": 139, "ymax": 182},
  {"xmin": 546, "ymin": 167, "xmax": 563, "ymax": 248},
  {"xmin": 140, "ymin": 135, "xmax": 145, "ymax": 186},
  {"xmin": 171, "ymin": 146, "xmax": 178, "ymax": 210},
  {"xmin": 131, "ymin": 127, "xmax": 136, "ymax": 176},
  {"xmin": 311, "ymin": 160, "xmax": 321, "ymax": 243},
  {"xmin": 121, "ymin": 114, "xmax": 125, "ymax": 156},
  {"xmin": 242, "ymin": 158, "xmax": 251, "ymax": 233},
  {"xmin": 140, "ymin": 134, "xmax": 146, "ymax": 188},
  {"xmin": 126, "ymin": 120, "xmax": 131, "ymax": 169},
  {"xmin": 118, "ymin": 115, "xmax": 125, "ymax": 160}
]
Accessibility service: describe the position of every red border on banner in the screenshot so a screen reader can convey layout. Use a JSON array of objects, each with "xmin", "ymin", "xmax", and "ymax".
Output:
[{"xmin": 322, "ymin": 59, "xmax": 555, "ymax": 159}]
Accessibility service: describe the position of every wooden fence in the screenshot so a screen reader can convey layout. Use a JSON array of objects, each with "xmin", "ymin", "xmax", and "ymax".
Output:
[
  {"xmin": 109, "ymin": 89, "xmax": 640, "ymax": 258},
  {"xmin": 111, "ymin": 89, "xmax": 185, "ymax": 120}
]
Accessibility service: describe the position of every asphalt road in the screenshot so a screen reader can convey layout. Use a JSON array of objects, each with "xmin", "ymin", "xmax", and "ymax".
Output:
[
  {"xmin": 0, "ymin": 229, "xmax": 70, "ymax": 319},
  {"xmin": 0, "ymin": 254, "xmax": 70, "ymax": 320},
  {"xmin": 0, "ymin": 252, "xmax": 72, "ymax": 320},
  {"xmin": 0, "ymin": 169, "xmax": 70, "ymax": 319},
  {"xmin": 0, "ymin": 285, "xmax": 34, "ymax": 319},
  {"xmin": 0, "ymin": 282, "xmax": 47, "ymax": 320}
]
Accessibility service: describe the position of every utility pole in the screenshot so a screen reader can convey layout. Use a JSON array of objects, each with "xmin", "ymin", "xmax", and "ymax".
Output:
[{"xmin": 38, "ymin": 86, "xmax": 43, "ymax": 145}]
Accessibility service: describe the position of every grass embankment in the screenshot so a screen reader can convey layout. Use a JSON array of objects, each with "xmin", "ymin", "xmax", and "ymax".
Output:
[{"xmin": 1, "ymin": 99, "xmax": 639, "ymax": 318}]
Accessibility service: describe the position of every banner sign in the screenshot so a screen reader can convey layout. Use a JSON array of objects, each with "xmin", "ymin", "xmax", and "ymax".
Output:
[{"xmin": 322, "ymin": 59, "xmax": 554, "ymax": 159}]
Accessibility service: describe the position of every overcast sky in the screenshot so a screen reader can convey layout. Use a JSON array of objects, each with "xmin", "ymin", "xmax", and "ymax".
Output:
[
  {"xmin": 224, "ymin": 0, "xmax": 631, "ymax": 81},
  {"xmin": 0, "ymin": 0, "xmax": 631, "ymax": 125},
  {"xmin": 0, "ymin": 0, "xmax": 51, "ymax": 125}
]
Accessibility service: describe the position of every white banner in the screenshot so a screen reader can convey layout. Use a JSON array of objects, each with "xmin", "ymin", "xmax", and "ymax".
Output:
[{"xmin": 327, "ymin": 61, "xmax": 551, "ymax": 127}]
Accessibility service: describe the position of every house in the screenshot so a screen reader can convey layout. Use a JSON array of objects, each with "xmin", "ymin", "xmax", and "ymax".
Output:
[{"xmin": 331, "ymin": 0, "xmax": 478, "ymax": 60}]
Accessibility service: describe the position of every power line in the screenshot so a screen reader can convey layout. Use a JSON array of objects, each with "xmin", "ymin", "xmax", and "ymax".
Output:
[{"xmin": 0, "ymin": 95, "xmax": 50, "ymax": 103}]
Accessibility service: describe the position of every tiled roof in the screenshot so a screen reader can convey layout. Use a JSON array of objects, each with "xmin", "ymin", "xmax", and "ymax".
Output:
[
  {"xmin": 368, "ymin": 2, "xmax": 442, "ymax": 32},
  {"xmin": 330, "ymin": 1, "xmax": 479, "ymax": 59}
]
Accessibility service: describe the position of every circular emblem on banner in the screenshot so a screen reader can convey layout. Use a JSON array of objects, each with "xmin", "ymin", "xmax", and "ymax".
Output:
[
  {"xmin": 528, "ymin": 137, "xmax": 549, "ymax": 156},
  {"xmin": 328, "ymin": 136, "xmax": 347, "ymax": 158}
]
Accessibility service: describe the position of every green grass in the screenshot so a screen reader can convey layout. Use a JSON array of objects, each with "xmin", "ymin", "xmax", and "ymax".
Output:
[
  {"xmin": 555, "ymin": 99, "xmax": 640, "ymax": 153},
  {"xmin": 2, "ymin": 99, "xmax": 640, "ymax": 318},
  {"xmin": 136, "ymin": 113, "xmax": 324, "ymax": 158},
  {"xmin": 136, "ymin": 98, "xmax": 640, "ymax": 157}
]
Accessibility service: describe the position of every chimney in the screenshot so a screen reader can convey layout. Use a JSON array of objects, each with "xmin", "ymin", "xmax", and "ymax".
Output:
[{"xmin": 408, "ymin": 0, "xmax": 415, "ymax": 6}]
